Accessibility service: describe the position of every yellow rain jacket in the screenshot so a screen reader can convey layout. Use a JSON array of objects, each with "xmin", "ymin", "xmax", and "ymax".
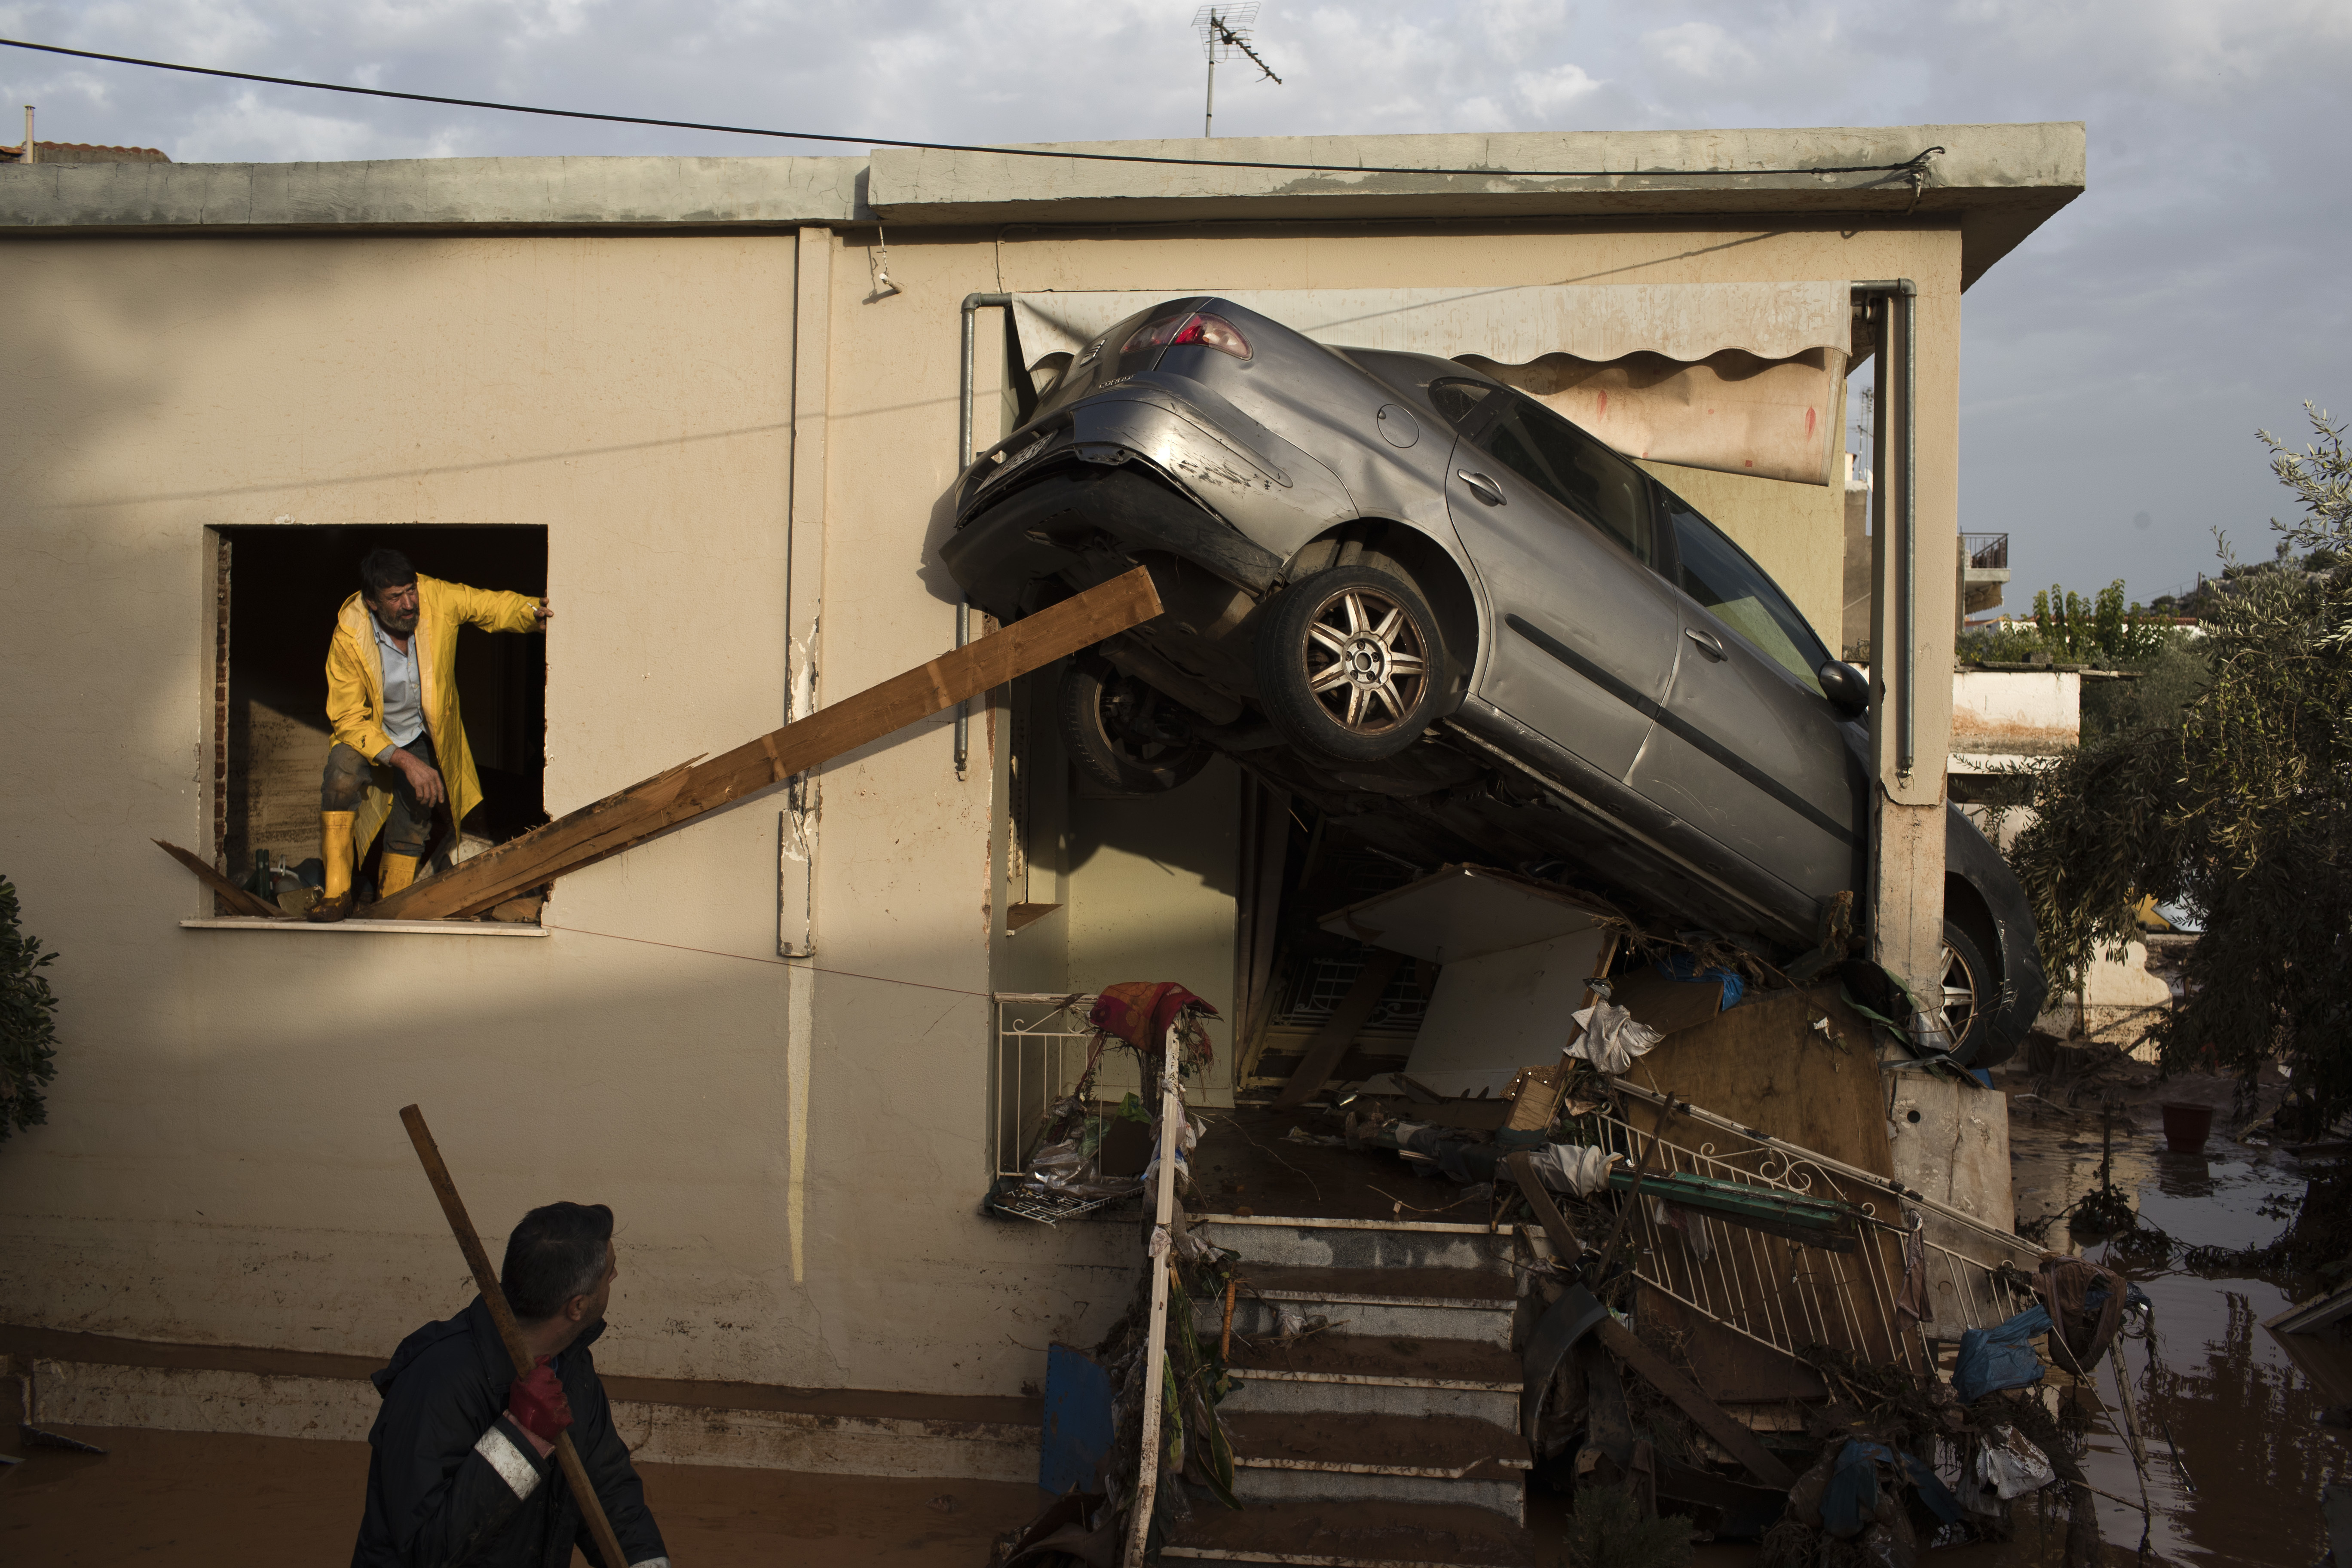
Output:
[{"xmin": 325, "ymin": 575, "xmax": 543, "ymax": 856}]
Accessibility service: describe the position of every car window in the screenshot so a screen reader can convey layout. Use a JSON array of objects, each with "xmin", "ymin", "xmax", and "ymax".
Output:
[
  {"xmin": 1666, "ymin": 496, "xmax": 1829, "ymax": 697},
  {"xmin": 1477, "ymin": 395, "xmax": 1652, "ymax": 564},
  {"xmin": 1428, "ymin": 378, "xmax": 1496, "ymax": 432}
]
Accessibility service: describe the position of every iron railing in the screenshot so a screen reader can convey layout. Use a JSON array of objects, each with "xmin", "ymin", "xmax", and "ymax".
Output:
[
  {"xmin": 990, "ymin": 992, "xmax": 1103, "ymax": 1180},
  {"xmin": 1963, "ymin": 533, "xmax": 2010, "ymax": 571},
  {"xmin": 1593, "ymin": 1104, "xmax": 2031, "ymax": 1372}
]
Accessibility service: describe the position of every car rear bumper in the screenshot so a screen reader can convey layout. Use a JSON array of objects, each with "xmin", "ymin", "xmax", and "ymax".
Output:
[{"xmin": 940, "ymin": 459, "xmax": 1285, "ymax": 623}]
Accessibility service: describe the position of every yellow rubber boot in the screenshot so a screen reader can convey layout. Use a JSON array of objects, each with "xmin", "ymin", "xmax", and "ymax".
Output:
[
  {"xmin": 307, "ymin": 812, "xmax": 358, "ymax": 922},
  {"xmin": 378, "ymin": 852, "xmax": 421, "ymax": 898}
]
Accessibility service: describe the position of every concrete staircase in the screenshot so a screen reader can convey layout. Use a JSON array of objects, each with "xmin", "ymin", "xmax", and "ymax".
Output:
[{"xmin": 1161, "ymin": 1214, "xmax": 1538, "ymax": 1567}]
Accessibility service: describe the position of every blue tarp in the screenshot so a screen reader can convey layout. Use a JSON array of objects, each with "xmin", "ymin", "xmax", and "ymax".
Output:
[
  {"xmin": 1653, "ymin": 953, "xmax": 1745, "ymax": 1009},
  {"xmin": 1954, "ymin": 1305, "xmax": 2054, "ymax": 1403}
]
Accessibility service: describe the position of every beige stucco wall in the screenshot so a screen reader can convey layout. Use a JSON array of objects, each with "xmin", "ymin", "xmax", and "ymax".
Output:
[
  {"xmin": 0, "ymin": 208, "xmax": 1972, "ymax": 1406},
  {"xmin": 0, "ymin": 230, "xmax": 1133, "ymax": 1398}
]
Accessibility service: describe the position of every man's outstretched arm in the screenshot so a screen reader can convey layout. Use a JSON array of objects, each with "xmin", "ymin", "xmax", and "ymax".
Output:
[{"xmin": 441, "ymin": 580, "xmax": 551, "ymax": 635}]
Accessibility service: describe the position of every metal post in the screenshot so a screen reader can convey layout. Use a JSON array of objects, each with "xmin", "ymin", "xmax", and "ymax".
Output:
[
  {"xmin": 956, "ymin": 291, "xmax": 1012, "ymax": 778},
  {"xmin": 22, "ymin": 106, "xmax": 32, "ymax": 165},
  {"xmin": 1853, "ymin": 280, "xmax": 1919, "ymax": 777},
  {"xmin": 1204, "ymin": 52, "xmax": 1216, "ymax": 138}
]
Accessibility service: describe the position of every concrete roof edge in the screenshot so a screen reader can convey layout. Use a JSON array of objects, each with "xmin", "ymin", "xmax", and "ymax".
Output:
[
  {"xmin": 865, "ymin": 122, "xmax": 2086, "ymax": 218},
  {"xmin": 0, "ymin": 153, "xmax": 876, "ymax": 230}
]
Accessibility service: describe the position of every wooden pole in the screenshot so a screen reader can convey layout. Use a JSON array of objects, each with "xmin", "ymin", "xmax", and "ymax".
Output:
[
  {"xmin": 1121, "ymin": 1027, "xmax": 1186, "ymax": 1568},
  {"xmin": 398, "ymin": 1106, "xmax": 631, "ymax": 1568}
]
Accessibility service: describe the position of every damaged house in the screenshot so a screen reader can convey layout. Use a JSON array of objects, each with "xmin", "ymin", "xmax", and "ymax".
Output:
[{"xmin": 0, "ymin": 121, "xmax": 2087, "ymax": 1560}]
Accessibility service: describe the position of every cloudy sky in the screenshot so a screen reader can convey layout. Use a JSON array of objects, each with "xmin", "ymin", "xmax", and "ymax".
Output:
[{"xmin": 5, "ymin": 1, "xmax": 2347, "ymax": 605}]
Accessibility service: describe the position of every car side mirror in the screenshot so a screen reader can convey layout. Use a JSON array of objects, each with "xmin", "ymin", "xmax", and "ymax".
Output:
[{"xmin": 1819, "ymin": 660, "xmax": 1869, "ymax": 717}]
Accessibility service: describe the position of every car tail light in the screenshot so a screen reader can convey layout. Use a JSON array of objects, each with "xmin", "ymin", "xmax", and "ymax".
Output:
[
  {"xmin": 1121, "ymin": 309, "xmax": 1252, "ymax": 361},
  {"xmin": 1121, "ymin": 310, "xmax": 1193, "ymax": 355},
  {"xmin": 1170, "ymin": 312, "xmax": 1251, "ymax": 360}
]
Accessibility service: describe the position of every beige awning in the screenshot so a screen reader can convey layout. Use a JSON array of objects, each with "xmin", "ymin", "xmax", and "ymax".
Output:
[{"xmin": 1009, "ymin": 282, "xmax": 1850, "ymax": 486}]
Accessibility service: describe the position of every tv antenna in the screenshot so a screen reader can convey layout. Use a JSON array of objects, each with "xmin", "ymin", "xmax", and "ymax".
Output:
[{"xmin": 1193, "ymin": 5, "xmax": 1282, "ymax": 139}]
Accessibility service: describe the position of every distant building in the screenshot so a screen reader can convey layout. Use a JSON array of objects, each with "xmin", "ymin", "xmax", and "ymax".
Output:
[{"xmin": 1, "ymin": 141, "xmax": 170, "ymax": 164}]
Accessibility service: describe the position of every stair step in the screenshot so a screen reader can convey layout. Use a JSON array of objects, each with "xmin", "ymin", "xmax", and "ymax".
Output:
[
  {"xmin": 1199, "ymin": 1213, "xmax": 1519, "ymax": 1276},
  {"xmin": 1223, "ymin": 1409, "xmax": 1527, "ymax": 1516},
  {"xmin": 1208, "ymin": 1265, "xmax": 1519, "ymax": 1345},
  {"xmin": 1162, "ymin": 1498, "xmax": 1539, "ymax": 1566},
  {"xmin": 1220, "ymin": 1332, "xmax": 1520, "ymax": 1421}
]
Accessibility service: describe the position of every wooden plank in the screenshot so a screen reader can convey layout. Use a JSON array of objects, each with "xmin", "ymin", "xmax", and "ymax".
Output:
[
  {"xmin": 1272, "ymin": 947, "xmax": 1405, "ymax": 1111},
  {"xmin": 374, "ymin": 567, "xmax": 1164, "ymax": 921},
  {"xmin": 1504, "ymin": 1150, "xmax": 1584, "ymax": 1263},
  {"xmin": 361, "ymin": 761, "xmax": 695, "ymax": 921},
  {"xmin": 154, "ymin": 839, "xmax": 285, "ymax": 920},
  {"xmin": 1592, "ymin": 1316, "xmax": 1796, "ymax": 1489}
]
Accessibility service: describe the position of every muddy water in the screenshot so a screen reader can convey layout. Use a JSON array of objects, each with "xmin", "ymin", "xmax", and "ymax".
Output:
[{"xmin": 2006, "ymin": 1107, "xmax": 2348, "ymax": 1566}]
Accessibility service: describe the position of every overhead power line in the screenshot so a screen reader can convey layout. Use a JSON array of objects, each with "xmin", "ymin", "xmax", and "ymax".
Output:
[{"xmin": 0, "ymin": 37, "xmax": 1942, "ymax": 184}]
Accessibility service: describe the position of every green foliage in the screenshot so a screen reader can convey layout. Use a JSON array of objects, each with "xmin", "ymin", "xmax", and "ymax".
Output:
[
  {"xmin": 1, "ymin": 877, "xmax": 61, "ymax": 1145},
  {"xmin": 2010, "ymin": 404, "xmax": 2352, "ymax": 1115},
  {"xmin": 2028, "ymin": 579, "xmax": 2174, "ymax": 664},
  {"xmin": 1562, "ymin": 1484, "xmax": 1694, "ymax": 1568},
  {"xmin": 2079, "ymin": 635, "xmax": 2214, "ymax": 746}
]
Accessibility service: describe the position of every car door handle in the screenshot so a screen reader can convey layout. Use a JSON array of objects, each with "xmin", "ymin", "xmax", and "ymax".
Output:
[
  {"xmin": 1685, "ymin": 627, "xmax": 1727, "ymax": 661},
  {"xmin": 1457, "ymin": 471, "xmax": 1506, "ymax": 507}
]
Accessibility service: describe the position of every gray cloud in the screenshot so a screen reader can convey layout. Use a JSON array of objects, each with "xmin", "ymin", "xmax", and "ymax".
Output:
[{"xmin": 4, "ymin": 0, "xmax": 2346, "ymax": 603}]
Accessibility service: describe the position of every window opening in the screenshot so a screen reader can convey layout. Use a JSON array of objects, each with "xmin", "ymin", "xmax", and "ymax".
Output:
[
  {"xmin": 1477, "ymin": 395, "xmax": 1654, "ymax": 564},
  {"xmin": 214, "ymin": 525, "xmax": 549, "ymax": 914},
  {"xmin": 1663, "ymin": 496, "xmax": 1830, "ymax": 696}
]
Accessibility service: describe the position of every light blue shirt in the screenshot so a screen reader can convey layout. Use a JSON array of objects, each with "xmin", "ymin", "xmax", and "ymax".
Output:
[{"xmin": 373, "ymin": 616, "xmax": 426, "ymax": 753}]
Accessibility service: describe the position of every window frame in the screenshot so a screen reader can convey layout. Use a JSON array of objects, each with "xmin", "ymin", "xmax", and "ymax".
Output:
[
  {"xmin": 1653, "ymin": 485, "xmax": 1834, "ymax": 699},
  {"xmin": 1451, "ymin": 387, "xmax": 1656, "ymax": 568}
]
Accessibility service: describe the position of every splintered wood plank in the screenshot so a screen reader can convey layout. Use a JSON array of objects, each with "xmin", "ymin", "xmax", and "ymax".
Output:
[
  {"xmin": 1592, "ymin": 1316, "xmax": 1796, "ymax": 1489},
  {"xmin": 1273, "ymin": 947, "xmax": 1406, "ymax": 1111},
  {"xmin": 373, "ymin": 567, "xmax": 1164, "ymax": 921},
  {"xmin": 154, "ymin": 839, "xmax": 285, "ymax": 919}
]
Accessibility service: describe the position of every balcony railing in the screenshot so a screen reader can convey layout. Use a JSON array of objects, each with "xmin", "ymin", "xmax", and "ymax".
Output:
[{"xmin": 1963, "ymin": 532, "xmax": 2010, "ymax": 571}]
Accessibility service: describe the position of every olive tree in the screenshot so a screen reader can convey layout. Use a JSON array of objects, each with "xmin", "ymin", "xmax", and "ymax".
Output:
[{"xmin": 2009, "ymin": 405, "xmax": 2352, "ymax": 1115}]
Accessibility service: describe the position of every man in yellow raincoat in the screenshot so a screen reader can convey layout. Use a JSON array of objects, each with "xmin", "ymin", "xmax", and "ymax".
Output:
[{"xmin": 308, "ymin": 548, "xmax": 550, "ymax": 922}]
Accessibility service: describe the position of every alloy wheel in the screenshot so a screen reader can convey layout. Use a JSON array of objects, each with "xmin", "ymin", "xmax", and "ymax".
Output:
[
  {"xmin": 1940, "ymin": 939, "xmax": 1979, "ymax": 1047},
  {"xmin": 1301, "ymin": 586, "xmax": 1429, "ymax": 735}
]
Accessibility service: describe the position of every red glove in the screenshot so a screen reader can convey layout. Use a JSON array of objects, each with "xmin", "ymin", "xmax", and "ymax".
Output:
[{"xmin": 507, "ymin": 1357, "xmax": 572, "ymax": 1443}]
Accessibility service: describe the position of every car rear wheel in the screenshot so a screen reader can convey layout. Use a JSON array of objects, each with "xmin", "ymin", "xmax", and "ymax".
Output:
[
  {"xmin": 1256, "ymin": 565, "xmax": 1444, "ymax": 762},
  {"xmin": 1059, "ymin": 655, "xmax": 1213, "ymax": 794},
  {"xmin": 1941, "ymin": 918, "xmax": 1993, "ymax": 1063}
]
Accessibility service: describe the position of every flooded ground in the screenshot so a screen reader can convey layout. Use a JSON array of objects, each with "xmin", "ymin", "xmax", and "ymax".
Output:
[{"xmin": 2006, "ymin": 1071, "xmax": 2349, "ymax": 1568}]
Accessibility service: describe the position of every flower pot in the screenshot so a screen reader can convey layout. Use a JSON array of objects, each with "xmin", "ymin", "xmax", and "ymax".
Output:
[{"xmin": 2161, "ymin": 1102, "xmax": 2214, "ymax": 1155}]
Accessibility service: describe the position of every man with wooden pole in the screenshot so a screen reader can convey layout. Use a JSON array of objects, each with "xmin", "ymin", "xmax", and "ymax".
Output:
[{"xmin": 351, "ymin": 1185, "xmax": 667, "ymax": 1566}]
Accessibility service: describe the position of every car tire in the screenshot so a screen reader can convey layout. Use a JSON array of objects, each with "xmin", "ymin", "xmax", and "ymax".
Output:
[
  {"xmin": 1256, "ymin": 565, "xmax": 1445, "ymax": 762},
  {"xmin": 1940, "ymin": 918, "xmax": 1995, "ymax": 1064},
  {"xmin": 1059, "ymin": 655, "xmax": 1213, "ymax": 795}
]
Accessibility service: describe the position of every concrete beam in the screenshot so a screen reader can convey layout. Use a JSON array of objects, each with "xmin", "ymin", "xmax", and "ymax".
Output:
[
  {"xmin": 867, "ymin": 123, "xmax": 2083, "ymax": 279},
  {"xmin": 0, "ymin": 154, "xmax": 872, "ymax": 231}
]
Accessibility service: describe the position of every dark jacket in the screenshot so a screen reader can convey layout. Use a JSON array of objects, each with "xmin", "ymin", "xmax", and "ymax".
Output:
[{"xmin": 352, "ymin": 1297, "xmax": 667, "ymax": 1568}]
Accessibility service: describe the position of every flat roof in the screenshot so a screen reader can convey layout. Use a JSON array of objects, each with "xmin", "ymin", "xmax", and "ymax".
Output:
[{"xmin": 0, "ymin": 122, "xmax": 2082, "ymax": 283}]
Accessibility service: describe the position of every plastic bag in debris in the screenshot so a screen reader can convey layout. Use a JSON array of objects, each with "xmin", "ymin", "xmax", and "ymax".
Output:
[
  {"xmin": 1139, "ymin": 1114, "xmax": 1204, "ymax": 1195},
  {"xmin": 1567, "ymin": 1000, "xmax": 1663, "ymax": 1074},
  {"xmin": 1522, "ymin": 1142, "xmax": 1617, "ymax": 1197},
  {"xmin": 1821, "ymin": 1440, "xmax": 1963, "ymax": 1539},
  {"xmin": 1975, "ymin": 1424, "xmax": 2056, "ymax": 1499},
  {"xmin": 1953, "ymin": 1305, "xmax": 2054, "ymax": 1403}
]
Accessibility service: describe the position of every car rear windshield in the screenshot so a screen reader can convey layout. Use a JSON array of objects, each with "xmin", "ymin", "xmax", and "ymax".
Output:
[
  {"xmin": 1479, "ymin": 395, "xmax": 1652, "ymax": 564},
  {"xmin": 1665, "ymin": 494, "xmax": 1830, "ymax": 697}
]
